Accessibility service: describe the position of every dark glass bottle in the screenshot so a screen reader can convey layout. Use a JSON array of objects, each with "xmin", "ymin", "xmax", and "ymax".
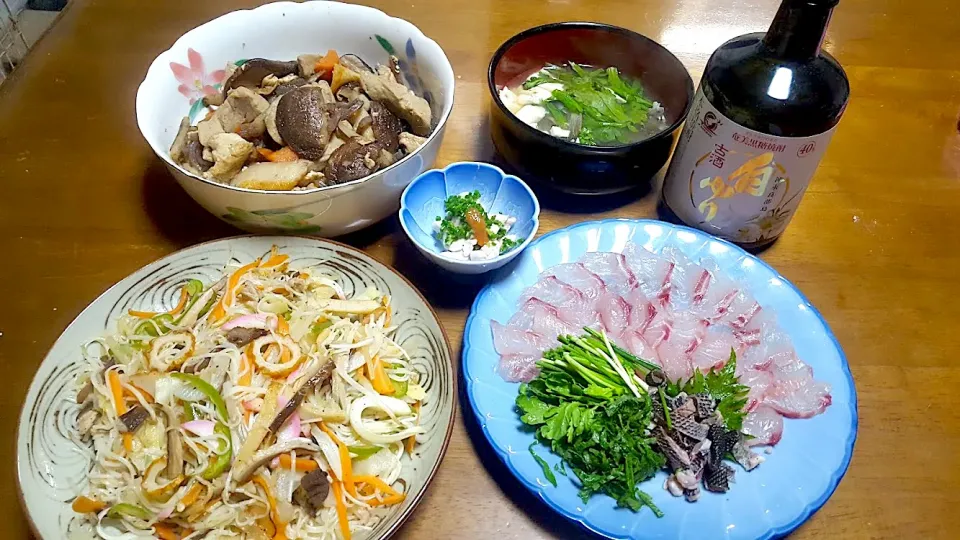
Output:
[{"xmin": 659, "ymin": 0, "xmax": 849, "ymax": 249}]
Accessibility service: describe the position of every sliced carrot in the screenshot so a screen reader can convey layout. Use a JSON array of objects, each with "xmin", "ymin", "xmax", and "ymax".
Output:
[
  {"xmin": 278, "ymin": 454, "xmax": 319, "ymax": 472},
  {"xmin": 331, "ymin": 480, "xmax": 351, "ymax": 540},
  {"xmin": 260, "ymin": 253, "xmax": 290, "ymax": 269},
  {"xmin": 154, "ymin": 523, "xmax": 178, "ymax": 540},
  {"xmin": 179, "ymin": 483, "xmax": 203, "ymax": 508},
  {"xmin": 128, "ymin": 309, "xmax": 158, "ymax": 319},
  {"xmin": 167, "ymin": 288, "xmax": 190, "ymax": 316},
  {"xmin": 275, "ymin": 315, "xmax": 289, "ymax": 336},
  {"xmin": 265, "ymin": 147, "xmax": 298, "ymax": 163},
  {"xmin": 71, "ymin": 495, "xmax": 107, "ymax": 513},
  {"xmin": 368, "ymin": 356, "xmax": 395, "ymax": 396},
  {"xmin": 354, "ymin": 475, "xmax": 406, "ymax": 507},
  {"xmin": 319, "ymin": 423, "xmax": 355, "ymax": 497},
  {"xmin": 253, "ymin": 475, "xmax": 286, "ymax": 540},
  {"xmin": 404, "ymin": 401, "xmax": 421, "ymax": 454},
  {"xmin": 210, "ymin": 259, "xmax": 261, "ymax": 322},
  {"xmin": 313, "ymin": 49, "xmax": 339, "ymax": 78},
  {"xmin": 108, "ymin": 370, "xmax": 126, "ymax": 415}
]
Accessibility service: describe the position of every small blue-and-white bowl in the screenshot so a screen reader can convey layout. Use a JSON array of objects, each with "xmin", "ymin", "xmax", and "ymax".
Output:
[{"xmin": 399, "ymin": 162, "xmax": 540, "ymax": 274}]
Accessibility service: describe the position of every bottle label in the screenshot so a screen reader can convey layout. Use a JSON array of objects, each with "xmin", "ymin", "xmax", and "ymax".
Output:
[{"xmin": 662, "ymin": 87, "xmax": 837, "ymax": 244}]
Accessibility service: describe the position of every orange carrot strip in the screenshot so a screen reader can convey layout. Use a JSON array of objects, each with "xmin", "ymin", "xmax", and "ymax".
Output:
[
  {"xmin": 179, "ymin": 483, "xmax": 203, "ymax": 507},
  {"xmin": 154, "ymin": 523, "xmax": 178, "ymax": 540},
  {"xmin": 331, "ymin": 480, "xmax": 351, "ymax": 540},
  {"xmin": 253, "ymin": 475, "xmax": 286, "ymax": 540},
  {"xmin": 353, "ymin": 475, "xmax": 406, "ymax": 506},
  {"xmin": 260, "ymin": 253, "xmax": 290, "ymax": 269},
  {"xmin": 210, "ymin": 259, "xmax": 261, "ymax": 322},
  {"xmin": 319, "ymin": 423, "xmax": 355, "ymax": 497},
  {"xmin": 128, "ymin": 309, "xmax": 158, "ymax": 319},
  {"xmin": 266, "ymin": 147, "xmax": 298, "ymax": 163},
  {"xmin": 368, "ymin": 356, "xmax": 395, "ymax": 395},
  {"xmin": 71, "ymin": 496, "xmax": 107, "ymax": 513},
  {"xmin": 167, "ymin": 288, "xmax": 190, "ymax": 316},
  {"xmin": 275, "ymin": 315, "xmax": 289, "ymax": 336},
  {"xmin": 278, "ymin": 454, "xmax": 319, "ymax": 472},
  {"xmin": 313, "ymin": 49, "xmax": 339, "ymax": 75},
  {"xmin": 404, "ymin": 401, "xmax": 421, "ymax": 454}
]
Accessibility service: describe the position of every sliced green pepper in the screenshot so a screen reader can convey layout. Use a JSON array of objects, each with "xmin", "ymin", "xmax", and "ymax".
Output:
[
  {"xmin": 391, "ymin": 379, "xmax": 408, "ymax": 398},
  {"xmin": 183, "ymin": 279, "xmax": 204, "ymax": 297},
  {"xmin": 170, "ymin": 373, "xmax": 228, "ymax": 423},
  {"xmin": 201, "ymin": 421, "xmax": 233, "ymax": 480},
  {"xmin": 348, "ymin": 445, "xmax": 382, "ymax": 460},
  {"xmin": 134, "ymin": 314, "xmax": 174, "ymax": 338},
  {"xmin": 106, "ymin": 502, "xmax": 151, "ymax": 520},
  {"xmin": 305, "ymin": 319, "xmax": 333, "ymax": 344},
  {"xmin": 182, "ymin": 400, "xmax": 196, "ymax": 422}
]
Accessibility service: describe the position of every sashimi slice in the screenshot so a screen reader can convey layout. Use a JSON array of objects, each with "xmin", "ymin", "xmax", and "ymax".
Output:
[
  {"xmin": 656, "ymin": 338, "xmax": 694, "ymax": 382},
  {"xmin": 596, "ymin": 292, "xmax": 632, "ymax": 333},
  {"xmin": 513, "ymin": 298, "xmax": 578, "ymax": 344},
  {"xmin": 619, "ymin": 329, "xmax": 660, "ymax": 366},
  {"xmin": 518, "ymin": 276, "xmax": 589, "ymax": 312},
  {"xmin": 497, "ymin": 354, "xmax": 540, "ymax": 382},
  {"xmin": 709, "ymin": 290, "xmax": 762, "ymax": 328},
  {"xmin": 668, "ymin": 311, "xmax": 708, "ymax": 354},
  {"xmin": 544, "ymin": 263, "xmax": 606, "ymax": 300},
  {"xmin": 691, "ymin": 329, "xmax": 740, "ymax": 372},
  {"xmin": 742, "ymin": 405, "xmax": 784, "ymax": 446},
  {"xmin": 580, "ymin": 252, "xmax": 638, "ymax": 297},
  {"xmin": 490, "ymin": 320, "xmax": 551, "ymax": 357},
  {"xmin": 660, "ymin": 247, "xmax": 705, "ymax": 312},
  {"xmin": 739, "ymin": 368, "xmax": 774, "ymax": 411},
  {"xmin": 623, "ymin": 287, "xmax": 663, "ymax": 333},
  {"xmin": 763, "ymin": 370, "xmax": 832, "ymax": 419},
  {"xmin": 622, "ymin": 243, "xmax": 675, "ymax": 300}
]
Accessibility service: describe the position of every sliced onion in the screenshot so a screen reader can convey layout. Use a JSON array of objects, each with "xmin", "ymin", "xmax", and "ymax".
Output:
[
  {"xmin": 222, "ymin": 313, "xmax": 269, "ymax": 331},
  {"xmin": 310, "ymin": 426, "xmax": 343, "ymax": 480},
  {"xmin": 155, "ymin": 376, "xmax": 205, "ymax": 405},
  {"xmin": 350, "ymin": 395, "xmax": 422, "ymax": 444},
  {"xmin": 346, "ymin": 352, "xmax": 366, "ymax": 373},
  {"xmin": 181, "ymin": 420, "xmax": 216, "ymax": 437}
]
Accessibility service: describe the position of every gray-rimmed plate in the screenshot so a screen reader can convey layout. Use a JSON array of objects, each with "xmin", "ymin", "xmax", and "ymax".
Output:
[{"xmin": 17, "ymin": 236, "xmax": 456, "ymax": 539}]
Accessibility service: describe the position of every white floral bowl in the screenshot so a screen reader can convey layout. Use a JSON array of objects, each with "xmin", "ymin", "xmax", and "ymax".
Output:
[{"xmin": 135, "ymin": 1, "xmax": 455, "ymax": 236}]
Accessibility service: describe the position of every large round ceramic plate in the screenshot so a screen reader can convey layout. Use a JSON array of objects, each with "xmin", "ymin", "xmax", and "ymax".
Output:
[
  {"xmin": 462, "ymin": 219, "xmax": 857, "ymax": 539},
  {"xmin": 17, "ymin": 236, "xmax": 456, "ymax": 539}
]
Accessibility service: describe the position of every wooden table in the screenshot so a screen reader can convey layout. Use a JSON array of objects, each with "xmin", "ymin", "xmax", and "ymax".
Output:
[{"xmin": 1, "ymin": 0, "xmax": 958, "ymax": 538}]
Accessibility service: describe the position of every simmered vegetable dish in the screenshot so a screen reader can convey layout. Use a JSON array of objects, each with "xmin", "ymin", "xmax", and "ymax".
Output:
[{"xmin": 170, "ymin": 51, "xmax": 433, "ymax": 191}]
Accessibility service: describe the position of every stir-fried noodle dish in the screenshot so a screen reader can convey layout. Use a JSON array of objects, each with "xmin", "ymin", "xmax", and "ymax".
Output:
[{"xmin": 65, "ymin": 248, "xmax": 427, "ymax": 540}]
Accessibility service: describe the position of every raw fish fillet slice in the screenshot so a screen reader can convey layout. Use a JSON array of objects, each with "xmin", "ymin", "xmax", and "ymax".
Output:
[
  {"xmin": 739, "ymin": 368, "xmax": 774, "ymax": 411},
  {"xmin": 518, "ymin": 276, "xmax": 588, "ymax": 311},
  {"xmin": 691, "ymin": 328, "xmax": 740, "ymax": 372},
  {"xmin": 656, "ymin": 338, "xmax": 694, "ymax": 381},
  {"xmin": 619, "ymin": 329, "xmax": 661, "ymax": 365},
  {"xmin": 497, "ymin": 354, "xmax": 540, "ymax": 382},
  {"xmin": 544, "ymin": 263, "xmax": 606, "ymax": 300},
  {"xmin": 580, "ymin": 252, "xmax": 639, "ymax": 297},
  {"xmin": 490, "ymin": 320, "xmax": 551, "ymax": 357},
  {"xmin": 763, "ymin": 370, "xmax": 832, "ymax": 419},
  {"xmin": 623, "ymin": 288, "xmax": 661, "ymax": 333},
  {"xmin": 742, "ymin": 404, "xmax": 784, "ymax": 446},
  {"xmin": 596, "ymin": 292, "xmax": 632, "ymax": 333},
  {"xmin": 512, "ymin": 298, "xmax": 578, "ymax": 345},
  {"xmin": 708, "ymin": 290, "xmax": 762, "ymax": 328},
  {"xmin": 622, "ymin": 243, "xmax": 675, "ymax": 300},
  {"xmin": 660, "ymin": 247, "xmax": 707, "ymax": 312}
]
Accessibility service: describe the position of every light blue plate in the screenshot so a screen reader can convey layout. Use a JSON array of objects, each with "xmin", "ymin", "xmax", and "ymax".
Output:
[{"xmin": 462, "ymin": 219, "xmax": 857, "ymax": 540}]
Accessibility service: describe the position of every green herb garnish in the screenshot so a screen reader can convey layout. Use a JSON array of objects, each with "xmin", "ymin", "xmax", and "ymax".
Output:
[
  {"xmin": 522, "ymin": 62, "xmax": 657, "ymax": 146},
  {"xmin": 516, "ymin": 328, "xmax": 665, "ymax": 516},
  {"xmin": 666, "ymin": 349, "xmax": 750, "ymax": 431},
  {"xmin": 436, "ymin": 190, "xmax": 519, "ymax": 255},
  {"xmin": 529, "ymin": 443, "xmax": 558, "ymax": 487}
]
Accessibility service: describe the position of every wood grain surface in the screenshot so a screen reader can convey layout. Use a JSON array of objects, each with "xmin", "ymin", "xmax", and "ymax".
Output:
[{"xmin": 1, "ymin": 0, "xmax": 958, "ymax": 538}]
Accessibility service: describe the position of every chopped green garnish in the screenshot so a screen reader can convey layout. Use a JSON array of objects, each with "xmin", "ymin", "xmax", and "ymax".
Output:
[
  {"xmin": 665, "ymin": 349, "xmax": 750, "ymax": 431},
  {"xmin": 522, "ymin": 62, "xmax": 659, "ymax": 146},
  {"xmin": 435, "ymin": 190, "xmax": 520, "ymax": 255},
  {"xmin": 529, "ymin": 443, "xmax": 558, "ymax": 487}
]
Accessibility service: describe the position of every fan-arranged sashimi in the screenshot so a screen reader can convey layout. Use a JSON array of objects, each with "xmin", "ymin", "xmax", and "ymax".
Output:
[{"xmin": 490, "ymin": 242, "xmax": 832, "ymax": 448}]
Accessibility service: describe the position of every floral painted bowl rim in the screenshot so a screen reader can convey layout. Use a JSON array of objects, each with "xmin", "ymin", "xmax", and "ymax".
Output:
[
  {"xmin": 16, "ymin": 234, "xmax": 459, "ymax": 540},
  {"xmin": 399, "ymin": 161, "xmax": 542, "ymax": 267},
  {"xmin": 135, "ymin": 0, "xmax": 455, "ymax": 196},
  {"xmin": 487, "ymin": 21, "xmax": 693, "ymax": 154}
]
